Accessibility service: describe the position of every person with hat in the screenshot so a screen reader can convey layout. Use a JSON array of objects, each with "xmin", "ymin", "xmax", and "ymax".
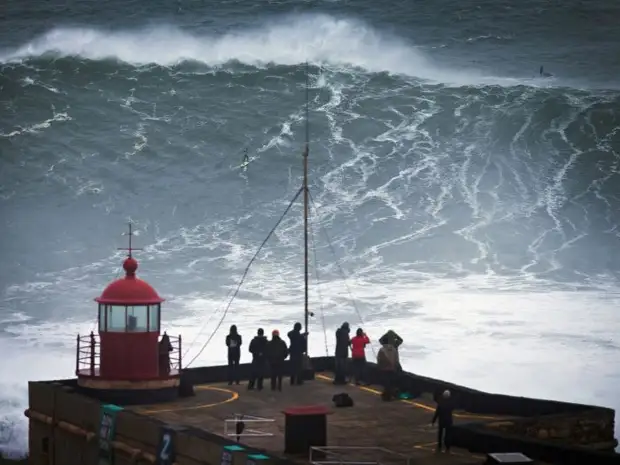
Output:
[{"xmin": 267, "ymin": 329, "xmax": 288, "ymax": 391}]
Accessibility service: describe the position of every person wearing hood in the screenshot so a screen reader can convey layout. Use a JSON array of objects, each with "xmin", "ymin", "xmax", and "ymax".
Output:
[
  {"xmin": 432, "ymin": 389, "xmax": 454, "ymax": 453},
  {"xmin": 248, "ymin": 328, "xmax": 267, "ymax": 391},
  {"xmin": 158, "ymin": 332, "xmax": 173, "ymax": 376},
  {"xmin": 267, "ymin": 330, "xmax": 288, "ymax": 391},
  {"xmin": 225, "ymin": 325, "xmax": 242, "ymax": 385},
  {"xmin": 376, "ymin": 333, "xmax": 400, "ymax": 400},
  {"xmin": 334, "ymin": 322, "xmax": 351, "ymax": 385},
  {"xmin": 287, "ymin": 322, "xmax": 307, "ymax": 386}
]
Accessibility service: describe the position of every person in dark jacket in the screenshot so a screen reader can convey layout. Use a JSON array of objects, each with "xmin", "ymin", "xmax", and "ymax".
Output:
[
  {"xmin": 225, "ymin": 325, "xmax": 242, "ymax": 385},
  {"xmin": 267, "ymin": 330, "xmax": 288, "ymax": 391},
  {"xmin": 158, "ymin": 332, "xmax": 174, "ymax": 376},
  {"xmin": 287, "ymin": 322, "xmax": 307, "ymax": 386},
  {"xmin": 432, "ymin": 390, "xmax": 454, "ymax": 453},
  {"xmin": 248, "ymin": 328, "xmax": 267, "ymax": 390},
  {"xmin": 333, "ymin": 322, "xmax": 350, "ymax": 385}
]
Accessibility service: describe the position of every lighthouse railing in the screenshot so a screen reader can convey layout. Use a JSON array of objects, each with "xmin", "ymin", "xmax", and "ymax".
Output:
[
  {"xmin": 168, "ymin": 335, "xmax": 182, "ymax": 373},
  {"xmin": 76, "ymin": 332, "xmax": 100, "ymax": 377}
]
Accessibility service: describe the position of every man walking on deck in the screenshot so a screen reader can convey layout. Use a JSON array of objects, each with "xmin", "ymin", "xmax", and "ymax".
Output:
[
  {"xmin": 432, "ymin": 390, "xmax": 454, "ymax": 453},
  {"xmin": 288, "ymin": 322, "xmax": 306, "ymax": 386}
]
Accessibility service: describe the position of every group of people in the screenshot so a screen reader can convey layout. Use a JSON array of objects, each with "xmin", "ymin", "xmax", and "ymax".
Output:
[
  {"xmin": 330, "ymin": 323, "xmax": 454, "ymax": 453},
  {"xmin": 225, "ymin": 322, "xmax": 307, "ymax": 391},
  {"xmin": 226, "ymin": 322, "xmax": 454, "ymax": 453}
]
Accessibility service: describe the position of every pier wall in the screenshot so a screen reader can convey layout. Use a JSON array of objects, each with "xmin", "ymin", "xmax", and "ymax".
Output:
[
  {"xmin": 24, "ymin": 356, "xmax": 620, "ymax": 465},
  {"xmin": 26, "ymin": 380, "xmax": 290, "ymax": 465}
]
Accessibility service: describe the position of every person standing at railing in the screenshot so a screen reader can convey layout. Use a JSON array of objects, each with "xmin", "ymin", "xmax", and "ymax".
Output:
[
  {"xmin": 350, "ymin": 328, "xmax": 370, "ymax": 385},
  {"xmin": 267, "ymin": 329, "xmax": 288, "ymax": 392},
  {"xmin": 248, "ymin": 328, "xmax": 267, "ymax": 391},
  {"xmin": 159, "ymin": 332, "xmax": 173, "ymax": 376},
  {"xmin": 288, "ymin": 322, "xmax": 306, "ymax": 386},
  {"xmin": 334, "ymin": 322, "xmax": 351, "ymax": 385},
  {"xmin": 226, "ymin": 325, "xmax": 243, "ymax": 385}
]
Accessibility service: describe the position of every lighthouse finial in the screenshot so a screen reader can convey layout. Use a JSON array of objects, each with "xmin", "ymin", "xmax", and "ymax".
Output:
[{"xmin": 118, "ymin": 221, "xmax": 143, "ymax": 258}]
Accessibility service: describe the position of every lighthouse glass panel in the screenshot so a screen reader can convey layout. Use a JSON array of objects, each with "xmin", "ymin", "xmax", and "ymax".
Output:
[
  {"xmin": 126, "ymin": 305, "xmax": 148, "ymax": 332},
  {"xmin": 148, "ymin": 304, "xmax": 160, "ymax": 332},
  {"xmin": 106, "ymin": 305, "xmax": 127, "ymax": 332},
  {"xmin": 98, "ymin": 305, "xmax": 105, "ymax": 332}
]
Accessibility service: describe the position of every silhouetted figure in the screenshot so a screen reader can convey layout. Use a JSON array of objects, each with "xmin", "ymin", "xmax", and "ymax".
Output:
[
  {"xmin": 159, "ymin": 332, "xmax": 174, "ymax": 376},
  {"xmin": 376, "ymin": 333, "xmax": 399, "ymax": 401},
  {"xmin": 432, "ymin": 390, "xmax": 454, "ymax": 453},
  {"xmin": 334, "ymin": 322, "xmax": 350, "ymax": 385},
  {"xmin": 267, "ymin": 330, "xmax": 288, "ymax": 391},
  {"xmin": 226, "ymin": 325, "xmax": 242, "ymax": 385},
  {"xmin": 379, "ymin": 329, "xmax": 403, "ymax": 348},
  {"xmin": 350, "ymin": 328, "xmax": 370, "ymax": 385},
  {"xmin": 288, "ymin": 322, "xmax": 307, "ymax": 386},
  {"xmin": 540, "ymin": 66, "xmax": 553, "ymax": 78},
  {"xmin": 248, "ymin": 328, "xmax": 268, "ymax": 390}
]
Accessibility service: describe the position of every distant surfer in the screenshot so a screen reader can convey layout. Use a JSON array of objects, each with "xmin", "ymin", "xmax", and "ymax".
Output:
[
  {"xmin": 539, "ymin": 66, "xmax": 553, "ymax": 78},
  {"xmin": 242, "ymin": 149, "xmax": 249, "ymax": 171}
]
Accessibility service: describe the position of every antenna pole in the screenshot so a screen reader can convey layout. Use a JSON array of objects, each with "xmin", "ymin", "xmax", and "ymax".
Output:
[
  {"xmin": 118, "ymin": 221, "xmax": 143, "ymax": 258},
  {"xmin": 303, "ymin": 61, "xmax": 310, "ymax": 337}
]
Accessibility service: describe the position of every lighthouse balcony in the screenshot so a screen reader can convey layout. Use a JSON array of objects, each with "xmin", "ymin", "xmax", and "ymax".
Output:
[{"xmin": 75, "ymin": 332, "xmax": 182, "ymax": 380}]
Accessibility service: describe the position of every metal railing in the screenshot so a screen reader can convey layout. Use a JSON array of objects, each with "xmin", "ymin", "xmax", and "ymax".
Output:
[
  {"xmin": 168, "ymin": 334, "xmax": 182, "ymax": 372},
  {"xmin": 75, "ymin": 331, "xmax": 182, "ymax": 377},
  {"xmin": 76, "ymin": 332, "xmax": 100, "ymax": 376},
  {"xmin": 223, "ymin": 414, "xmax": 275, "ymax": 441},
  {"xmin": 309, "ymin": 447, "xmax": 412, "ymax": 465}
]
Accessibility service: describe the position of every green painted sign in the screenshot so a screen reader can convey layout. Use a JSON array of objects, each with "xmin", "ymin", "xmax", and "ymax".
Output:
[{"xmin": 98, "ymin": 404, "xmax": 124, "ymax": 465}]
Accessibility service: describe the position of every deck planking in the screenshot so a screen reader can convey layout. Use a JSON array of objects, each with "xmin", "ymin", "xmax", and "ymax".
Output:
[{"xmin": 132, "ymin": 373, "xmax": 512, "ymax": 464}]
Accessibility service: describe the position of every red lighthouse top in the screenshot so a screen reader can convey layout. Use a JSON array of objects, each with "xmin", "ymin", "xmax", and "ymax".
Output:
[{"xmin": 95, "ymin": 223, "xmax": 164, "ymax": 305}]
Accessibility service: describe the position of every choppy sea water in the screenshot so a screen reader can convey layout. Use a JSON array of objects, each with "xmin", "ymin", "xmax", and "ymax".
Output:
[{"xmin": 1, "ymin": 0, "xmax": 620, "ymax": 456}]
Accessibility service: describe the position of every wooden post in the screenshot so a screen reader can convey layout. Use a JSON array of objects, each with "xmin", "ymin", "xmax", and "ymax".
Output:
[
  {"xmin": 178, "ymin": 335, "xmax": 182, "ymax": 371},
  {"xmin": 89, "ymin": 331, "xmax": 96, "ymax": 376},
  {"xmin": 75, "ymin": 335, "xmax": 80, "ymax": 375}
]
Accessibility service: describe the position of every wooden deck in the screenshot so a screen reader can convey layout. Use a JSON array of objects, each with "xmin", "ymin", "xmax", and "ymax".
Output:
[{"xmin": 131, "ymin": 373, "xmax": 511, "ymax": 464}]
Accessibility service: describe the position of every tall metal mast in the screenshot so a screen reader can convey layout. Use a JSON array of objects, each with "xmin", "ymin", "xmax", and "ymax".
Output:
[{"xmin": 303, "ymin": 61, "xmax": 310, "ymax": 336}]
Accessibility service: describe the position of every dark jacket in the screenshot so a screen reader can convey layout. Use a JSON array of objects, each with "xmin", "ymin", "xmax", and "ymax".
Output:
[
  {"xmin": 432, "ymin": 399, "xmax": 454, "ymax": 427},
  {"xmin": 287, "ymin": 329, "xmax": 306, "ymax": 356},
  {"xmin": 335, "ymin": 327, "xmax": 350, "ymax": 358},
  {"xmin": 249, "ymin": 335, "xmax": 267, "ymax": 362},
  {"xmin": 267, "ymin": 336, "xmax": 288, "ymax": 363},
  {"xmin": 226, "ymin": 333, "xmax": 242, "ymax": 355}
]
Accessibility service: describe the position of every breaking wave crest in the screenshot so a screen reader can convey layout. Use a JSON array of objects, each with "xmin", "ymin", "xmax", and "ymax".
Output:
[{"xmin": 0, "ymin": 14, "xmax": 534, "ymax": 86}]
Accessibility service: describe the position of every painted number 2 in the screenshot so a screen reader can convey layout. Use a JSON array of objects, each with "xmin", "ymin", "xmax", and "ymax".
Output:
[{"xmin": 159, "ymin": 432, "xmax": 171, "ymax": 462}]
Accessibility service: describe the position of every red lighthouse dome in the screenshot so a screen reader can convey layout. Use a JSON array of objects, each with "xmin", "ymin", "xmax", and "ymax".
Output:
[
  {"xmin": 75, "ymin": 224, "xmax": 181, "ymax": 405},
  {"xmin": 96, "ymin": 257, "xmax": 164, "ymax": 305}
]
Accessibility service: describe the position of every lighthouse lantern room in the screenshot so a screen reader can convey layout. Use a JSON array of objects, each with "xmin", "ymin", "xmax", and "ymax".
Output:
[{"xmin": 76, "ymin": 224, "xmax": 182, "ymax": 404}]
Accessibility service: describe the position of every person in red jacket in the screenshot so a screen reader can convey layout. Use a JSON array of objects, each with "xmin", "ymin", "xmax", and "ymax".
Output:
[{"xmin": 350, "ymin": 328, "xmax": 370, "ymax": 385}]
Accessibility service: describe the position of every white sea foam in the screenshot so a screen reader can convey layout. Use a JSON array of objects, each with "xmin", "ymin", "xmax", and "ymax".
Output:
[{"xmin": 0, "ymin": 14, "xmax": 533, "ymax": 87}]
